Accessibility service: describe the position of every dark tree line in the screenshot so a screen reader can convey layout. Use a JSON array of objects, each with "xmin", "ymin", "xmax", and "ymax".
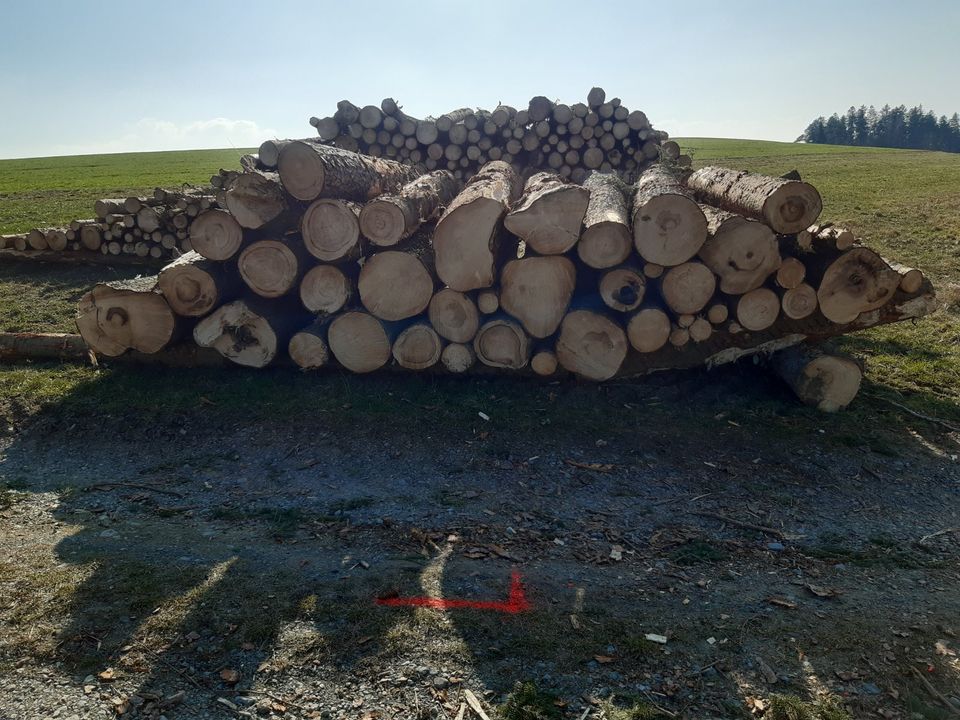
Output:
[{"xmin": 798, "ymin": 105, "xmax": 960, "ymax": 153}]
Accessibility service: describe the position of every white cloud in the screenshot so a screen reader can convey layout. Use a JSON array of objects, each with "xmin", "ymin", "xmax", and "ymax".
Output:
[{"xmin": 38, "ymin": 117, "xmax": 280, "ymax": 157}]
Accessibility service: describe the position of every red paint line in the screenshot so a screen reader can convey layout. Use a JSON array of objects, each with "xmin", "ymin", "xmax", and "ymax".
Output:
[{"xmin": 375, "ymin": 570, "xmax": 530, "ymax": 613}]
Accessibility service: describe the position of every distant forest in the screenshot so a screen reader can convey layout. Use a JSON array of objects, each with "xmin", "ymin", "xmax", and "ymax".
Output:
[{"xmin": 798, "ymin": 105, "xmax": 960, "ymax": 153}]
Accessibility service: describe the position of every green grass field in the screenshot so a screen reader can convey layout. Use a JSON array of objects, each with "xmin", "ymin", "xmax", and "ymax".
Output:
[{"xmin": 0, "ymin": 139, "xmax": 958, "ymax": 435}]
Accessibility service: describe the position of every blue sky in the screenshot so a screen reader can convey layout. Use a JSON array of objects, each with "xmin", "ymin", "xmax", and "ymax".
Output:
[{"xmin": 1, "ymin": 0, "xmax": 958, "ymax": 158}]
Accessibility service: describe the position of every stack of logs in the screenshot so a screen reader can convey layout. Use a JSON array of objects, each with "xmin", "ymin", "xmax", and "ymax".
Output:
[
  {"xmin": 265, "ymin": 87, "xmax": 678, "ymax": 185},
  {"xmin": 75, "ymin": 134, "xmax": 935, "ymax": 411},
  {"xmin": 2, "ymin": 187, "xmax": 217, "ymax": 260}
]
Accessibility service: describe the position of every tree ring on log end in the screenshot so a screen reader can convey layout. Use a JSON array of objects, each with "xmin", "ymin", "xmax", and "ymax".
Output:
[
  {"xmin": 289, "ymin": 332, "xmax": 330, "ymax": 370},
  {"xmin": 301, "ymin": 199, "xmax": 360, "ymax": 261},
  {"xmin": 238, "ymin": 241, "xmax": 300, "ymax": 298},
  {"xmin": 277, "ymin": 141, "xmax": 326, "ymax": 201},
  {"xmin": 359, "ymin": 201, "xmax": 405, "ymax": 247},
  {"xmin": 393, "ymin": 324, "xmax": 442, "ymax": 370},
  {"xmin": 764, "ymin": 183, "xmax": 823, "ymax": 234},
  {"xmin": 190, "ymin": 209, "xmax": 243, "ymax": 261},
  {"xmin": 328, "ymin": 312, "xmax": 391, "ymax": 373}
]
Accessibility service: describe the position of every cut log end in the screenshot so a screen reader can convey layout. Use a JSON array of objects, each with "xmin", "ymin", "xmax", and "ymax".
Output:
[
  {"xmin": 781, "ymin": 283, "xmax": 818, "ymax": 320},
  {"xmin": 428, "ymin": 288, "xmax": 479, "ymax": 343},
  {"xmin": 474, "ymin": 318, "xmax": 531, "ymax": 370},
  {"xmin": 328, "ymin": 311, "xmax": 391, "ymax": 373},
  {"xmin": 627, "ymin": 308, "xmax": 671, "ymax": 353},
  {"xmin": 531, "ymin": 350, "xmax": 559, "ymax": 376},
  {"xmin": 238, "ymin": 240, "xmax": 302, "ymax": 298},
  {"xmin": 393, "ymin": 323, "xmax": 443, "ymax": 370},
  {"xmin": 772, "ymin": 345, "xmax": 862, "ymax": 412},
  {"xmin": 300, "ymin": 264, "xmax": 352, "ymax": 314},
  {"xmin": 193, "ymin": 300, "xmax": 280, "ymax": 368},
  {"xmin": 301, "ymin": 199, "xmax": 361, "ymax": 261},
  {"xmin": 556, "ymin": 310, "xmax": 627, "ymax": 381},
  {"xmin": 441, "ymin": 343, "xmax": 476, "ymax": 373},
  {"xmin": 190, "ymin": 210, "xmax": 243, "ymax": 261},
  {"xmin": 289, "ymin": 329, "xmax": 330, "ymax": 370},
  {"xmin": 359, "ymin": 250, "xmax": 434, "ymax": 321},
  {"xmin": 817, "ymin": 248, "xmax": 900, "ymax": 324},
  {"xmin": 736, "ymin": 288, "xmax": 781, "ymax": 331}
]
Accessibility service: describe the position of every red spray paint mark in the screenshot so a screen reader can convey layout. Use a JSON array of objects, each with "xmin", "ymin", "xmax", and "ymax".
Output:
[{"xmin": 375, "ymin": 569, "xmax": 530, "ymax": 614}]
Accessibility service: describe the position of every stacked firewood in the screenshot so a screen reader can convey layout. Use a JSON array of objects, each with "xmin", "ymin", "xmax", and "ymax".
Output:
[
  {"xmin": 2, "ymin": 187, "xmax": 217, "ymax": 260},
  {"xmin": 266, "ymin": 87, "xmax": 678, "ymax": 185},
  {"xmin": 74, "ymin": 130, "xmax": 935, "ymax": 409}
]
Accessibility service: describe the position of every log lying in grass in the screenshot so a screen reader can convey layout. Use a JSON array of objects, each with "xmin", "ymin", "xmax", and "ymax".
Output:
[
  {"xmin": 503, "ymin": 172, "xmax": 589, "ymax": 255},
  {"xmin": 771, "ymin": 344, "xmax": 863, "ymax": 412},
  {"xmin": 632, "ymin": 165, "xmax": 707, "ymax": 266},
  {"xmin": 359, "ymin": 170, "xmax": 459, "ymax": 247},
  {"xmin": 157, "ymin": 251, "xmax": 242, "ymax": 317},
  {"xmin": 685, "ymin": 166, "xmax": 822, "ymax": 234},
  {"xmin": 76, "ymin": 276, "xmax": 178, "ymax": 357}
]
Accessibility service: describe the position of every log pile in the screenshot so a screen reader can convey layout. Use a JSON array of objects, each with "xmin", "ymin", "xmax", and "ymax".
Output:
[
  {"xmin": 65, "ymin": 90, "xmax": 936, "ymax": 410},
  {"xmin": 2, "ymin": 187, "xmax": 219, "ymax": 261}
]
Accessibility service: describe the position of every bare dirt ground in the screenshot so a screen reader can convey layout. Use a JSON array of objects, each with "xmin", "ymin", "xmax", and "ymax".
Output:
[{"xmin": 1, "ymin": 367, "xmax": 959, "ymax": 720}]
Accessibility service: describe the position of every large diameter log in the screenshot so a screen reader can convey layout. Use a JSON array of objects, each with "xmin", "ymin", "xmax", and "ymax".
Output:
[
  {"xmin": 238, "ymin": 236, "xmax": 311, "ymax": 298},
  {"xmin": 277, "ymin": 142, "xmax": 420, "ymax": 202},
  {"xmin": 359, "ymin": 170, "xmax": 459, "ymax": 247},
  {"xmin": 288, "ymin": 318, "xmax": 332, "ymax": 370},
  {"xmin": 816, "ymin": 248, "xmax": 900, "ymax": 324},
  {"xmin": 781, "ymin": 283, "xmax": 818, "ymax": 320},
  {"xmin": 428, "ymin": 288, "xmax": 479, "ymax": 343},
  {"xmin": 473, "ymin": 317, "xmax": 531, "ymax": 369},
  {"xmin": 632, "ymin": 165, "xmax": 707, "ymax": 266},
  {"xmin": 686, "ymin": 166, "xmax": 822, "ymax": 234},
  {"xmin": 193, "ymin": 298, "xmax": 308, "ymax": 368},
  {"xmin": 499, "ymin": 256, "xmax": 577, "ymax": 338},
  {"xmin": 599, "ymin": 266, "xmax": 645, "ymax": 312},
  {"xmin": 434, "ymin": 161, "xmax": 520, "ymax": 291},
  {"xmin": 771, "ymin": 345, "xmax": 862, "ymax": 412},
  {"xmin": 736, "ymin": 287, "xmax": 780, "ymax": 331},
  {"xmin": 0, "ymin": 332, "xmax": 226, "ymax": 367},
  {"xmin": 300, "ymin": 199, "xmax": 362, "ymax": 261},
  {"xmin": 578, "ymin": 172, "xmax": 632, "ymax": 269},
  {"xmin": 157, "ymin": 251, "xmax": 242, "ymax": 317},
  {"xmin": 392, "ymin": 322, "xmax": 443, "ymax": 370},
  {"xmin": 299, "ymin": 264, "xmax": 353, "ymax": 314},
  {"xmin": 258, "ymin": 138, "xmax": 323, "ymax": 168},
  {"xmin": 698, "ymin": 205, "xmax": 780, "ymax": 294},
  {"xmin": 358, "ymin": 237, "xmax": 435, "ymax": 321},
  {"xmin": 627, "ymin": 307, "xmax": 671, "ymax": 353},
  {"xmin": 224, "ymin": 171, "xmax": 289, "ymax": 229},
  {"xmin": 79, "ymin": 224, "xmax": 103, "ymax": 251},
  {"xmin": 503, "ymin": 172, "xmax": 589, "ymax": 255},
  {"xmin": 328, "ymin": 311, "xmax": 392, "ymax": 373},
  {"xmin": 556, "ymin": 310, "xmax": 628, "ymax": 381},
  {"xmin": 660, "ymin": 262, "xmax": 717, "ymax": 314},
  {"xmin": 76, "ymin": 276, "xmax": 178, "ymax": 357}
]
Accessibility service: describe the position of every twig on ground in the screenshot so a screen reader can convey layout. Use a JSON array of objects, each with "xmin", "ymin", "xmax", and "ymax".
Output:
[
  {"xmin": 864, "ymin": 393, "xmax": 960, "ymax": 433},
  {"xmin": 86, "ymin": 482, "xmax": 184, "ymax": 498},
  {"xmin": 691, "ymin": 510, "xmax": 788, "ymax": 540},
  {"xmin": 652, "ymin": 492, "xmax": 712, "ymax": 507},
  {"xmin": 919, "ymin": 527, "xmax": 960, "ymax": 544},
  {"xmin": 910, "ymin": 666, "xmax": 960, "ymax": 716},
  {"xmin": 235, "ymin": 689, "xmax": 308, "ymax": 711}
]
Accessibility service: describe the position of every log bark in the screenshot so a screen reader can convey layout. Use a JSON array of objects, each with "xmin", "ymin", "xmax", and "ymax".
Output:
[
  {"xmin": 781, "ymin": 283, "xmax": 818, "ymax": 320},
  {"xmin": 627, "ymin": 307, "xmax": 671, "ymax": 353},
  {"xmin": 771, "ymin": 345, "xmax": 862, "ymax": 412},
  {"xmin": 499, "ymin": 256, "xmax": 577, "ymax": 338},
  {"xmin": 736, "ymin": 287, "xmax": 780, "ymax": 331},
  {"xmin": 428, "ymin": 288, "xmax": 480, "ymax": 343},
  {"xmin": 816, "ymin": 248, "xmax": 900, "ymax": 324},
  {"xmin": 441, "ymin": 343, "xmax": 476, "ymax": 373},
  {"xmin": 277, "ymin": 142, "xmax": 420, "ymax": 202},
  {"xmin": 258, "ymin": 138, "xmax": 324, "ymax": 168},
  {"xmin": 392, "ymin": 322, "xmax": 443, "ymax": 370},
  {"xmin": 76, "ymin": 276, "xmax": 178, "ymax": 357},
  {"xmin": 288, "ymin": 318, "xmax": 332, "ymax": 370},
  {"xmin": 434, "ymin": 161, "xmax": 520, "ymax": 291},
  {"xmin": 157, "ymin": 251, "xmax": 242, "ymax": 317},
  {"xmin": 698, "ymin": 205, "xmax": 780, "ymax": 294},
  {"xmin": 359, "ymin": 170, "xmax": 458, "ymax": 247},
  {"xmin": 300, "ymin": 198, "xmax": 363, "ymax": 261},
  {"xmin": 473, "ymin": 317, "xmax": 531, "ymax": 369},
  {"xmin": 599, "ymin": 266, "xmax": 646, "ymax": 312},
  {"xmin": 94, "ymin": 199, "xmax": 127, "ymax": 218},
  {"xmin": 632, "ymin": 165, "xmax": 707, "ymax": 266},
  {"xmin": 238, "ymin": 235, "xmax": 312, "ymax": 298},
  {"xmin": 327, "ymin": 311, "xmax": 392, "ymax": 373},
  {"xmin": 556, "ymin": 310, "xmax": 628, "ymax": 381},
  {"xmin": 577, "ymin": 172, "xmax": 632, "ymax": 269},
  {"xmin": 193, "ymin": 297, "xmax": 309, "ymax": 368},
  {"xmin": 660, "ymin": 262, "xmax": 717, "ymax": 314},
  {"xmin": 503, "ymin": 172, "xmax": 589, "ymax": 255},
  {"xmin": 358, "ymin": 233, "xmax": 436, "ymax": 321},
  {"xmin": 686, "ymin": 166, "xmax": 823, "ymax": 234},
  {"xmin": 224, "ymin": 171, "xmax": 289, "ymax": 230},
  {"xmin": 299, "ymin": 264, "xmax": 354, "ymax": 314}
]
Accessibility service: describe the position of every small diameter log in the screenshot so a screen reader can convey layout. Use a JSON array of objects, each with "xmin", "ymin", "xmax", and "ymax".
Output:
[
  {"xmin": 807, "ymin": 224, "xmax": 856, "ymax": 251},
  {"xmin": 288, "ymin": 318, "xmax": 332, "ymax": 370},
  {"xmin": 238, "ymin": 236, "xmax": 311, "ymax": 298},
  {"xmin": 698, "ymin": 205, "xmax": 780, "ymax": 294},
  {"xmin": 300, "ymin": 198, "xmax": 362, "ymax": 261},
  {"xmin": 707, "ymin": 303, "xmax": 729, "ymax": 324},
  {"xmin": 277, "ymin": 142, "xmax": 420, "ymax": 202},
  {"xmin": 556, "ymin": 310, "xmax": 627, "ymax": 381},
  {"xmin": 643, "ymin": 263, "xmax": 664, "ymax": 279},
  {"xmin": 76, "ymin": 276, "xmax": 177, "ymax": 357},
  {"xmin": 632, "ymin": 165, "xmax": 707, "ymax": 266},
  {"xmin": 669, "ymin": 325, "xmax": 690, "ymax": 348},
  {"xmin": 599, "ymin": 266, "xmax": 646, "ymax": 312},
  {"xmin": 157, "ymin": 251, "xmax": 242, "ymax": 317},
  {"xmin": 477, "ymin": 289, "xmax": 499, "ymax": 314},
  {"xmin": 434, "ymin": 161, "xmax": 519, "ymax": 291},
  {"xmin": 359, "ymin": 170, "xmax": 458, "ymax": 247},
  {"xmin": 688, "ymin": 317, "xmax": 713, "ymax": 342},
  {"xmin": 627, "ymin": 307, "xmax": 671, "ymax": 353},
  {"xmin": 686, "ymin": 166, "xmax": 822, "ymax": 234},
  {"xmin": 886, "ymin": 260, "xmax": 924, "ymax": 293},
  {"xmin": 473, "ymin": 317, "xmax": 531, "ymax": 370},
  {"xmin": 577, "ymin": 172, "xmax": 632, "ymax": 269},
  {"xmin": 300, "ymin": 264, "xmax": 353, "ymax": 314},
  {"xmin": 816, "ymin": 248, "xmax": 900, "ymax": 324},
  {"xmin": 441, "ymin": 343, "xmax": 476, "ymax": 373},
  {"xmin": 530, "ymin": 349, "xmax": 559, "ymax": 376},
  {"xmin": 503, "ymin": 172, "xmax": 589, "ymax": 255},
  {"xmin": 193, "ymin": 298, "xmax": 308, "ymax": 368},
  {"xmin": 224, "ymin": 171, "xmax": 289, "ymax": 229},
  {"xmin": 660, "ymin": 262, "xmax": 717, "ymax": 314},
  {"xmin": 327, "ymin": 311, "xmax": 392, "ymax": 373},
  {"xmin": 736, "ymin": 287, "xmax": 780, "ymax": 331},
  {"xmin": 428, "ymin": 288, "xmax": 479, "ymax": 343},
  {"xmin": 776, "ymin": 257, "xmax": 806, "ymax": 289},
  {"xmin": 499, "ymin": 256, "xmax": 577, "ymax": 338},
  {"xmin": 771, "ymin": 345, "xmax": 863, "ymax": 412},
  {"xmin": 358, "ymin": 235, "xmax": 435, "ymax": 321},
  {"xmin": 392, "ymin": 322, "xmax": 443, "ymax": 370},
  {"xmin": 781, "ymin": 283, "xmax": 818, "ymax": 320}
]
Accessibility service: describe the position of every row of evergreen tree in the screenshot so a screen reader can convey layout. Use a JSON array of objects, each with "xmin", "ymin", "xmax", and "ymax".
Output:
[{"xmin": 799, "ymin": 105, "xmax": 960, "ymax": 153}]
